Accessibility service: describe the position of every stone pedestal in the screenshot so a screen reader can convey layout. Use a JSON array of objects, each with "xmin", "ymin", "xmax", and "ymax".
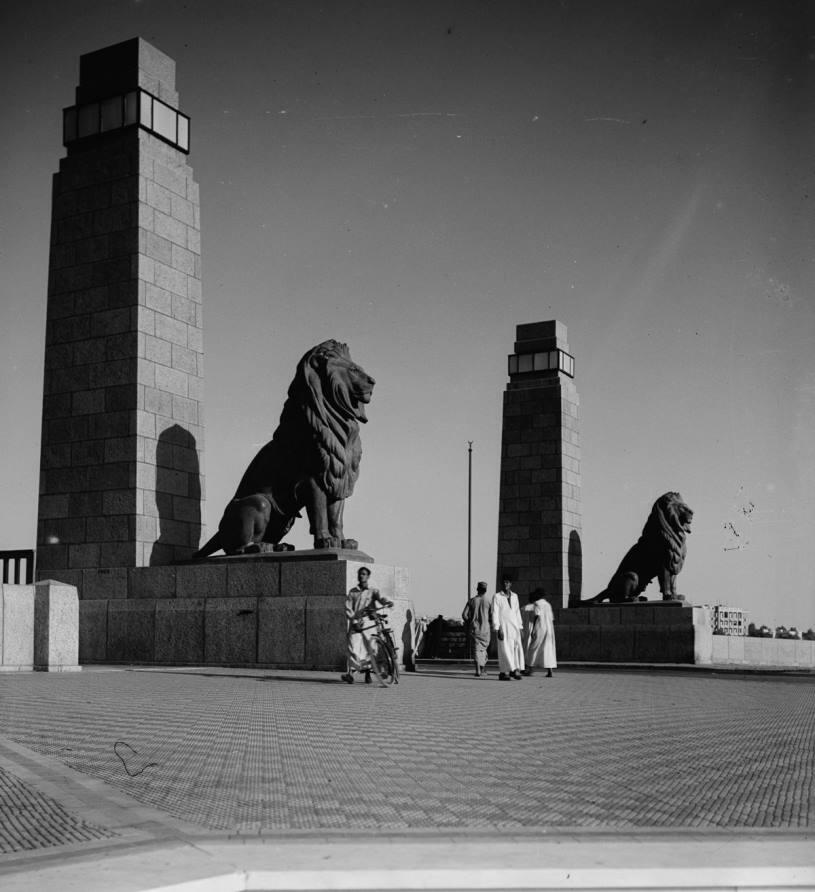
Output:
[
  {"xmin": 554, "ymin": 601, "xmax": 712, "ymax": 664},
  {"xmin": 62, "ymin": 552, "xmax": 412, "ymax": 671},
  {"xmin": 34, "ymin": 580, "xmax": 81, "ymax": 671}
]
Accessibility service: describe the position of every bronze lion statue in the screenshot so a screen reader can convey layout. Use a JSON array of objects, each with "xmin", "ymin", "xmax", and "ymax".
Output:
[
  {"xmin": 586, "ymin": 492, "xmax": 693, "ymax": 603},
  {"xmin": 194, "ymin": 340, "xmax": 375, "ymax": 557}
]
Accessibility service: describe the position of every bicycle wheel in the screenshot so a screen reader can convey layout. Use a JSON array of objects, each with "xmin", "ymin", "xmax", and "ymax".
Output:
[
  {"xmin": 387, "ymin": 640, "xmax": 399, "ymax": 685},
  {"xmin": 361, "ymin": 634, "xmax": 384, "ymax": 685},
  {"xmin": 381, "ymin": 630, "xmax": 399, "ymax": 684},
  {"xmin": 372, "ymin": 638, "xmax": 396, "ymax": 686}
]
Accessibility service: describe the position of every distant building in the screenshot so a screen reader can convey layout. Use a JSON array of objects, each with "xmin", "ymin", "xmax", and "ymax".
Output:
[{"xmin": 710, "ymin": 605, "xmax": 748, "ymax": 636}]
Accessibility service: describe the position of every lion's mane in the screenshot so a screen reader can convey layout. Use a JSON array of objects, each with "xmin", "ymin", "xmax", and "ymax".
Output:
[
  {"xmin": 271, "ymin": 340, "xmax": 364, "ymax": 503},
  {"xmin": 641, "ymin": 492, "xmax": 691, "ymax": 578}
]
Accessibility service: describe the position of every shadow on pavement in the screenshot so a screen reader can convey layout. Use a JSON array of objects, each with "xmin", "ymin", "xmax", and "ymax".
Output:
[{"xmin": 126, "ymin": 668, "xmax": 341, "ymax": 685}]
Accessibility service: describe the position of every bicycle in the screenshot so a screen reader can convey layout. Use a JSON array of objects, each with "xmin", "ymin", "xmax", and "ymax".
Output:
[{"xmin": 355, "ymin": 605, "xmax": 399, "ymax": 686}]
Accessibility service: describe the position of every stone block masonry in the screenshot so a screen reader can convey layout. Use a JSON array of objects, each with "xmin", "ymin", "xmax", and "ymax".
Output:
[
  {"xmin": 37, "ymin": 39, "xmax": 204, "ymax": 575},
  {"xmin": 72, "ymin": 555, "xmax": 414, "ymax": 671},
  {"xmin": 496, "ymin": 321, "xmax": 582, "ymax": 608},
  {"xmin": 553, "ymin": 602, "xmax": 713, "ymax": 664}
]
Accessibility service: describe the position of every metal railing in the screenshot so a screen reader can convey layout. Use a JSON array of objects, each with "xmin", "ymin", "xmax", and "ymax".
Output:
[{"xmin": 0, "ymin": 550, "xmax": 35, "ymax": 585}]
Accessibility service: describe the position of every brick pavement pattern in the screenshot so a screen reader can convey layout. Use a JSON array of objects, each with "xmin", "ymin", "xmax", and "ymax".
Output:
[
  {"xmin": 0, "ymin": 764, "xmax": 117, "ymax": 854},
  {"xmin": 0, "ymin": 668, "xmax": 812, "ymax": 838}
]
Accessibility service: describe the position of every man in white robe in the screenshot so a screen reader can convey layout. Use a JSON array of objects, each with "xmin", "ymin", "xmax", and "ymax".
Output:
[
  {"xmin": 523, "ymin": 589, "xmax": 557, "ymax": 677},
  {"xmin": 492, "ymin": 576, "xmax": 524, "ymax": 680}
]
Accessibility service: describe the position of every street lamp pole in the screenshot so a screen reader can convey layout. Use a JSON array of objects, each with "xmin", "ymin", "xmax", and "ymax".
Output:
[{"xmin": 467, "ymin": 441, "xmax": 473, "ymax": 601}]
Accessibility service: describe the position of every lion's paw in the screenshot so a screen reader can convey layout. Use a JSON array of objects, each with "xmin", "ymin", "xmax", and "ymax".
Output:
[
  {"xmin": 341, "ymin": 538, "xmax": 358, "ymax": 550},
  {"xmin": 315, "ymin": 537, "xmax": 341, "ymax": 549}
]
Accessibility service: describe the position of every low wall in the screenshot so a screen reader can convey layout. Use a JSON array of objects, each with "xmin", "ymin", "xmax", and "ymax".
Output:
[
  {"xmin": 44, "ymin": 553, "xmax": 413, "ymax": 671},
  {"xmin": 0, "ymin": 584, "xmax": 34, "ymax": 670},
  {"xmin": 712, "ymin": 634, "xmax": 815, "ymax": 668},
  {"xmin": 0, "ymin": 581, "xmax": 80, "ymax": 671}
]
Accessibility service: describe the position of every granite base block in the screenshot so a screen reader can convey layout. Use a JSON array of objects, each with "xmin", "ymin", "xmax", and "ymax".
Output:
[
  {"xmin": 304, "ymin": 595, "xmax": 347, "ymax": 670},
  {"xmin": 557, "ymin": 607, "xmax": 587, "ymax": 626},
  {"xmin": 82, "ymin": 568, "xmax": 128, "ymax": 600},
  {"xmin": 177, "ymin": 564, "xmax": 227, "ymax": 599},
  {"xmin": 155, "ymin": 598, "xmax": 204, "ymax": 663},
  {"xmin": 128, "ymin": 566, "xmax": 176, "ymax": 599},
  {"xmin": 566, "ymin": 625, "xmax": 601, "ymax": 661},
  {"xmin": 0, "ymin": 584, "xmax": 35, "ymax": 670},
  {"xmin": 553, "ymin": 624, "xmax": 569, "ymax": 658},
  {"xmin": 34, "ymin": 580, "xmax": 80, "ymax": 671},
  {"xmin": 588, "ymin": 606, "xmax": 621, "ymax": 625},
  {"xmin": 204, "ymin": 597, "xmax": 257, "ymax": 664},
  {"xmin": 635, "ymin": 625, "xmax": 695, "ymax": 663},
  {"xmin": 228, "ymin": 562, "xmax": 281, "ymax": 598},
  {"xmin": 258, "ymin": 597, "xmax": 306, "ymax": 665},
  {"xmin": 79, "ymin": 600, "xmax": 108, "ymax": 663},
  {"xmin": 108, "ymin": 600, "xmax": 156, "ymax": 662},
  {"xmin": 281, "ymin": 561, "xmax": 349, "ymax": 598},
  {"xmin": 597, "ymin": 625, "xmax": 635, "ymax": 661}
]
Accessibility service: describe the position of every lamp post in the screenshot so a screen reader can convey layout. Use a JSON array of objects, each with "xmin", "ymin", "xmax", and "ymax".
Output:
[
  {"xmin": 467, "ymin": 441, "xmax": 473, "ymax": 664},
  {"xmin": 467, "ymin": 441, "xmax": 473, "ymax": 600}
]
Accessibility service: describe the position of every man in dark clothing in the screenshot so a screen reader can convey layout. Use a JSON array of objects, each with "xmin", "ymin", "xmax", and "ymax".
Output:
[{"xmin": 462, "ymin": 581, "xmax": 493, "ymax": 677}]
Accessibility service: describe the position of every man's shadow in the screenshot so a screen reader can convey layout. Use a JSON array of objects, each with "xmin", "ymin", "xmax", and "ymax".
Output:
[
  {"xmin": 401, "ymin": 607, "xmax": 417, "ymax": 671},
  {"xmin": 150, "ymin": 424, "xmax": 202, "ymax": 565},
  {"xmin": 568, "ymin": 529, "xmax": 582, "ymax": 606}
]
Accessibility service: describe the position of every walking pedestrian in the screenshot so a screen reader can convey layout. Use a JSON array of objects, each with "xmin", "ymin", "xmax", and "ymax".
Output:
[
  {"xmin": 523, "ymin": 589, "xmax": 556, "ymax": 677},
  {"xmin": 492, "ymin": 575, "xmax": 525, "ymax": 680},
  {"xmin": 462, "ymin": 581, "xmax": 493, "ymax": 677}
]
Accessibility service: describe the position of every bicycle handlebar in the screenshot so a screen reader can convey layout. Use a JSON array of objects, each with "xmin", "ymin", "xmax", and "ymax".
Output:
[{"xmin": 359, "ymin": 604, "xmax": 391, "ymax": 619}]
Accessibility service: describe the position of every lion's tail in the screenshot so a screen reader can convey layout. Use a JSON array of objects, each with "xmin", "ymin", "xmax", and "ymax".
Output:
[
  {"xmin": 192, "ymin": 532, "xmax": 222, "ymax": 561},
  {"xmin": 583, "ymin": 590, "xmax": 610, "ymax": 604}
]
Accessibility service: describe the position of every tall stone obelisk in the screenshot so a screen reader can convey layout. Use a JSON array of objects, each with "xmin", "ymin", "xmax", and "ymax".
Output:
[
  {"xmin": 37, "ymin": 38, "xmax": 204, "ymax": 576},
  {"xmin": 496, "ymin": 321, "xmax": 581, "ymax": 608}
]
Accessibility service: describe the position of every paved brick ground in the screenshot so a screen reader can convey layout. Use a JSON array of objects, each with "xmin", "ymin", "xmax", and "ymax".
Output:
[
  {"xmin": 0, "ymin": 666, "xmax": 812, "ymax": 848},
  {"xmin": 0, "ymin": 764, "xmax": 117, "ymax": 855}
]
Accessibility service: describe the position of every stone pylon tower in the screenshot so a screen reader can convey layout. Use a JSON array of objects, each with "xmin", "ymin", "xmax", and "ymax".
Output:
[
  {"xmin": 37, "ymin": 38, "xmax": 204, "ymax": 575},
  {"xmin": 496, "ymin": 321, "xmax": 581, "ymax": 608}
]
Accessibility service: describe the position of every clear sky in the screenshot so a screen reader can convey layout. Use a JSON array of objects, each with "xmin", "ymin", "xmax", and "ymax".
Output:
[{"xmin": 1, "ymin": 1, "xmax": 813, "ymax": 632}]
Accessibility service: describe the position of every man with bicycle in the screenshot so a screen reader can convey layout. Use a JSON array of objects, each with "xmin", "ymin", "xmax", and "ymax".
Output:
[{"xmin": 341, "ymin": 566, "xmax": 394, "ymax": 684}]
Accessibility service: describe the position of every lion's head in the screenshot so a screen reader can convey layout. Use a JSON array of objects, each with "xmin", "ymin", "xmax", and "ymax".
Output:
[
  {"xmin": 285, "ymin": 340, "xmax": 375, "ymax": 499},
  {"xmin": 296, "ymin": 340, "xmax": 375, "ymax": 424},
  {"xmin": 645, "ymin": 491, "xmax": 693, "ymax": 574}
]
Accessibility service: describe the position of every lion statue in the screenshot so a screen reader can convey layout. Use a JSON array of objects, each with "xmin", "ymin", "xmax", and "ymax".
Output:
[
  {"xmin": 585, "ymin": 492, "xmax": 693, "ymax": 603},
  {"xmin": 193, "ymin": 340, "xmax": 375, "ymax": 558}
]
